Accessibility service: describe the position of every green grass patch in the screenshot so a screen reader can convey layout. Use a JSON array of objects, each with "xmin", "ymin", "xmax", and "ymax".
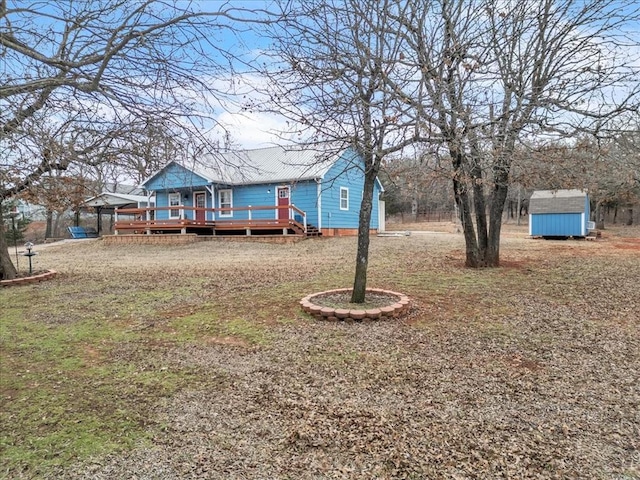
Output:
[
  {"xmin": 0, "ymin": 285, "xmax": 208, "ymax": 477},
  {"xmin": 164, "ymin": 308, "xmax": 269, "ymax": 345}
]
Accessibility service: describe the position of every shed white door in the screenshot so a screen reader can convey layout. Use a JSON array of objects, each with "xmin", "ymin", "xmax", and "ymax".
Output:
[{"xmin": 378, "ymin": 200, "xmax": 386, "ymax": 232}]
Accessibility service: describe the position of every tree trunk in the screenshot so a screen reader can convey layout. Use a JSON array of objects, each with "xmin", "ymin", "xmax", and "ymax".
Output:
[
  {"xmin": 0, "ymin": 201, "xmax": 18, "ymax": 280},
  {"xmin": 452, "ymin": 166, "xmax": 509, "ymax": 268},
  {"xmin": 53, "ymin": 213, "xmax": 62, "ymax": 238},
  {"xmin": 626, "ymin": 207, "xmax": 633, "ymax": 226},
  {"xmin": 486, "ymin": 183, "xmax": 510, "ymax": 267},
  {"xmin": 453, "ymin": 178, "xmax": 481, "ymax": 267},
  {"xmin": 45, "ymin": 210, "xmax": 53, "ymax": 238},
  {"xmin": 516, "ymin": 187, "xmax": 522, "ymax": 226},
  {"xmin": 351, "ymin": 168, "xmax": 377, "ymax": 303},
  {"xmin": 595, "ymin": 202, "xmax": 605, "ymax": 230}
]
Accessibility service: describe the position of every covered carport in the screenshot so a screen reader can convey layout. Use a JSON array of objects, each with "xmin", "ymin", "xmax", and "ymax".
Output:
[{"xmin": 82, "ymin": 192, "xmax": 153, "ymax": 236}]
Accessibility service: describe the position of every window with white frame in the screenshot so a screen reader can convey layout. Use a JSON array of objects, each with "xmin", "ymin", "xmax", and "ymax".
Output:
[
  {"xmin": 218, "ymin": 189, "xmax": 233, "ymax": 217},
  {"xmin": 168, "ymin": 193, "xmax": 181, "ymax": 218},
  {"xmin": 340, "ymin": 187, "xmax": 349, "ymax": 210}
]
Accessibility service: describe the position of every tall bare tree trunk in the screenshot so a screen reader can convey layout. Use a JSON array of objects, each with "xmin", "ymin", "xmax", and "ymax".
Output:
[
  {"xmin": 45, "ymin": 210, "xmax": 53, "ymax": 238},
  {"xmin": 595, "ymin": 202, "xmax": 605, "ymax": 230},
  {"xmin": 352, "ymin": 168, "xmax": 377, "ymax": 303}
]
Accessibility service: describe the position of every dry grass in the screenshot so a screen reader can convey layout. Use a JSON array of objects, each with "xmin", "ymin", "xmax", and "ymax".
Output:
[{"xmin": 1, "ymin": 223, "xmax": 639, "ymax": 479}]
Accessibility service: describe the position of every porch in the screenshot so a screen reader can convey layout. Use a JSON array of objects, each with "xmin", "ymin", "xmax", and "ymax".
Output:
[{"xmin": 113, "ymin": 204, "xmax": 318, "ymax": 236}]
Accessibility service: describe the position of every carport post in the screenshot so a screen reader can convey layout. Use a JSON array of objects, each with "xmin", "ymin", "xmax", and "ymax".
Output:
[{"xmin": 96, "ymin": 206, "xmax": 102, "ymax": 235}]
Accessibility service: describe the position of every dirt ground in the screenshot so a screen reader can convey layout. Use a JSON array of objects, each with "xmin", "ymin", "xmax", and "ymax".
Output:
[{"xmin": 2, "ymin": 223, "xmax": 639, "ymax": 479}]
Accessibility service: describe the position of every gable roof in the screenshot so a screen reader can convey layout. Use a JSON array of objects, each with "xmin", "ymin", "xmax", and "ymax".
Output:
[
  {"xmin": 102, "ymin": 183, "xmax": 145, "ymax": 196},
  {"xmin": 142, "ymin": 146, "xmax": 347, "ymax": 188},
  {"xmin": 530, "ymin": 189, "xmax": 588, "ymax": 214}
]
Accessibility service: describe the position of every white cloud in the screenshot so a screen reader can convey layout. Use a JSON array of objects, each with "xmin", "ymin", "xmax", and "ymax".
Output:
[
  {"xmin": 204, "ymin": 72, "xmax": 307, "ymax": 149},
  {"xmin": 213, "ymin": 109, "xmax": 295, "ymax": 149}
]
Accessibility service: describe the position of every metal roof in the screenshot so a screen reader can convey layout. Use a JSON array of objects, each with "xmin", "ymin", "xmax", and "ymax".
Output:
[
  {"xmin": 530, "ymin": 189, "xmax": 587, "ymax": 200},
  {"xmin": 82, "ymin": 192, "xmax": 152, "ymax": 208},
  {"xmin": 183, "ymin": 146, "xmax": 342, "ymax": 186}
]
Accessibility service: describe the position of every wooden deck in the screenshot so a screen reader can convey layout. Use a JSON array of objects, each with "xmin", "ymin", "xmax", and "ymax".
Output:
[{"xmin": 114, "ymin": 205, "xmax": 313, "ymax": 236}]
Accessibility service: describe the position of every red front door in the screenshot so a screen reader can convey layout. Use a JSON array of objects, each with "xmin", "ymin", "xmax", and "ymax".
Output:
[
  {"xmin": 277, "ymin": 187, "xmax": 290, "ymax": 220},
  {"xmin": 195, "ymin": 192, "xmax": 206, "ymax": 222}
]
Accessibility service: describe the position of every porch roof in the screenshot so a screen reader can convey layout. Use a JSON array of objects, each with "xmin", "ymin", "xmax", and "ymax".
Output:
[{"xmin": 82, "ymin": 192, "xmax": 151, "ymax": 209}]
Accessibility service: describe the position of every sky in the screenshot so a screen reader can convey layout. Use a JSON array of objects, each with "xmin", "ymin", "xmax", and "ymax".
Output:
[
  {"xmin": 196, "ymin": 0, "xmax": 640, "ymax": 150},
  {"xmin": 3, "ymin": 0, "xmax": 639, "ymax": 153}
]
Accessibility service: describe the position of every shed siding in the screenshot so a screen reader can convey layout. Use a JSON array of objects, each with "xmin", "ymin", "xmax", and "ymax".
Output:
[
  {"xmin": 529, "ymin": 196, "xmax": 586, "ymax": 214},
  {"xmin": 530, "ymin": 213, "xmax": 585, "ymax": 236}
]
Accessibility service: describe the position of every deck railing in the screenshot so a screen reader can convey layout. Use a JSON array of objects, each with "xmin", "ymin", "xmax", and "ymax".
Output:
[{"xmin": 114, "ymin": 204, "xmax": 307, "ymax": 235}]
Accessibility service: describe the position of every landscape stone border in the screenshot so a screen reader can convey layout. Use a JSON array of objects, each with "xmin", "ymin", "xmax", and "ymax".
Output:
[
  {"xmin": 300, "ymin": 288, "xmax": 410, "ymax": 322},
  {"xmin": 0, "ymin": 269, "xmax": 58, "ymax": 288}
]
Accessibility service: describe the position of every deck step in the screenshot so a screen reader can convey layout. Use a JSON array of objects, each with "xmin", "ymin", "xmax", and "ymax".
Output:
[{"xmin": 305, "ymin": 225, "xmax": 322, "ymax": 237}]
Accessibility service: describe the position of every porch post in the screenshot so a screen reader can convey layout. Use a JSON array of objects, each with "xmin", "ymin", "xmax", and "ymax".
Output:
[
  {"xmin": 146, "ymin": 191, "xmax": 153, "ymax": 235},
  {"xmin": 316, "ymin": 179, "xmax": 322, "ymax": 232},
  {"xmin": 114, "ymin": 208, "xmax": 119, "ymax": 235}
]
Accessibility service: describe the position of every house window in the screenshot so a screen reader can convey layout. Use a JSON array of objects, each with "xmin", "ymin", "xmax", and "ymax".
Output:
[
  {"xmin": 168, "ymin": 193, "xmax": 181, "ymax": 218},
  {"xmin": 340, "ymin": 187, "xmax": 349, "ymax": 210},
  {"xmin": 218, "ymin": 189, "xmax": 233, "ymax": 217}
]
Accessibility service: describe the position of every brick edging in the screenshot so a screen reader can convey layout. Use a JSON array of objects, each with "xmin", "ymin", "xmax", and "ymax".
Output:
[
  {"xmin": 300, "ymin": 288, "xmax": 410, "ymax": 322},
  {"xmin": 0, "ymin": 269, "xmax": 58, "ymax": 288}
]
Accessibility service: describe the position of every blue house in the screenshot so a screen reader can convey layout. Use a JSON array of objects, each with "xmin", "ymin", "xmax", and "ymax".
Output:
[
  {"xmin": 115, "ymin": 146, "xmax": 385, "ymax": 237},
  {"xmin": 529, "ymin": 189, "xmax": 592, "ymax": 238}
]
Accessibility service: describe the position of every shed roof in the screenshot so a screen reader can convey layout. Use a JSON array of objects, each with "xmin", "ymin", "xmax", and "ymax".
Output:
[{"xmin": 529, "ymin": 189, "xmax": 588, "ymax": 214}]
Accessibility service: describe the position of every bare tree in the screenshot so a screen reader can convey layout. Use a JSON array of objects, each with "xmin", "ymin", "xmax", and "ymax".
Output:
[
  {"xmin": 0, "ymin": 0, "xmax": 273, "ymax": 279},
  {"xmin": 392, "ymin": 0, "xmax": 640, "ymax": 266},
  {"xmin": 260, "ymin": 0, "xmax": 422, "ymax": 302}
]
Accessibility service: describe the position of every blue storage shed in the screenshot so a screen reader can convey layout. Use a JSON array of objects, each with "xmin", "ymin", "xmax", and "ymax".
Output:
[{"xmin": 529, "ymin": 189, "xmax": 592, "ymax": 238}]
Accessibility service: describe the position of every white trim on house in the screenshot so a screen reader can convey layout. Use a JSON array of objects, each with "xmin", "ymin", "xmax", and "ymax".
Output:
[
  {"xmin": 218, "ymin": 188, "xmax": 233, "ymax": 218},
  {"xmin": 205, "ymin": 185, "xmax": 214, "ymax": 221},
  {"xmin": 316, "ymin": 179, "xmax": 322, "ymax": 230},
  {"xmin": 168, "ymin": 192, "xmax": 181, "ymax": 219},
  {"xmin": 340, "ymin": 187, "xmax": 349, "ymax": 211}
]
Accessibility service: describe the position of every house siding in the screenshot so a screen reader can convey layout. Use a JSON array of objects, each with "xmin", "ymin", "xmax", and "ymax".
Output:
[
  {"xmin": 321, "ymin": 151, "xmax": 380, "ymax": 230},
  {"xmin": 214, "ymin": 181, "xmax": 319, "ymax": 223},
  {"xmin": 145, "ymin": 163, "xmax": 210, "ymax": 191},
  {"xmin": 140, "ymin": 149, "xmax": 383, "ymax": 233},
  {"xmin": 146, "ymin": 163, "xmax": 211, "ymax": 221}
]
